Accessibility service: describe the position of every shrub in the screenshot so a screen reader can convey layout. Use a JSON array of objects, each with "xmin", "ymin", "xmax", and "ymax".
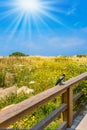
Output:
[
  {"xmin": 9, "ymin": 52, "xmax": 28, "ymax": 57},
  {"xmin": 77, "ymin": 54, "xmax": 87, "ymax": 57}
]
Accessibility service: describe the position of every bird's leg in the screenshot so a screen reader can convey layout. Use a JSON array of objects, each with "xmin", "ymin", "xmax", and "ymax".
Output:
[{"xmin": 59, "ymin": 81, "xmax": 65, "ymax": 86}]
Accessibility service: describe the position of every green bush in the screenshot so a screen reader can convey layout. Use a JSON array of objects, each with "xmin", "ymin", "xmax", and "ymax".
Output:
[
  {"xmin": 9, "ymin": 52, "xmax": 28, "ymax": 56},
  {"xmin": 77, "ymin": 54, "xmax": 87, "ymax": 57}
]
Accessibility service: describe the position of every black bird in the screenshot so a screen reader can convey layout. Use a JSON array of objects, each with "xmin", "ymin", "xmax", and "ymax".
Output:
[{"xmin": 55, "ymin": 74, "xmax": 65, "ymax": 85}]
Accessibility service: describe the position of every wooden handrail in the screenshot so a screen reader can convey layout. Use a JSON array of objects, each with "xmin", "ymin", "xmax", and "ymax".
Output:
[
  {"xmin": 73, "ymin": 91, "xmax": 83, "ymax": 102},
  {"xmin": 32, "ymin": 103, "xmax": 67, "ymax": 130},
  {"xmin": 0, "ymin": 72, "xmax": 87, "ymax": 128},
  {"xmin": 57, "ymin": 121, "xmax": 67, "ymax": 130}
]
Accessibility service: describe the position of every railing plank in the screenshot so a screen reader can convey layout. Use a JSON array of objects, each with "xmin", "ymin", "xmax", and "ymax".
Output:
[
  {"xmin": 56, "ymin": 121, "xmax": 67, "ymax": 130},
  {"xmin": 0, "ymin": 72, "xmax": 87, "ymax": 128},
  {"xmin": 0, "ymin": 86, "xmax": 67, "ymax": 128},
  {"xmin": 73, "ymin": 111, "xmax": 79, "ymax": 119},
  {"xmin": 73, "ymin": 91, "xmax": 83, "ymax": 102},
  {"xmin": 31, "ymin": 103, "xmax": 67, "ymax": 130},
  {"xmin": 64, "ymin": 72, "xmax": 87, "ymax": 88}
]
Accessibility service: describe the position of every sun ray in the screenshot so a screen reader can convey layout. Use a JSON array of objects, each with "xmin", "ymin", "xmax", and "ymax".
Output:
[
  {"xmin": 38, "ymin": 9, "xmax": 65, "ymax": 26},
  {"xmin": 0, "ymin": 0, "xmax": 67, "ymax": 40},
  {"xmin": 20, "ymin": 15, "xmax": 32, "ymax": 40},
  {"xmin": 31, "ymin": 13, "xmax": 53, "ymax": 33},
  {"xmin": 5, "ymin": 13, "xmax": 25, "ymax": 41}
]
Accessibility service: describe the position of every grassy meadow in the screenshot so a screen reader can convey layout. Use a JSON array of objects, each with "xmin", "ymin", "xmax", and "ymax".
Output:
[{"xmin": 0, "ymin": 56, "xmax": 87, "ymax": 129}]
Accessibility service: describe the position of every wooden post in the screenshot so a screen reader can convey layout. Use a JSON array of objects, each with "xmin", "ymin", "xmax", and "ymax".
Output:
[{"xmin": 62, "ymin": 88, "xmax": 73, "ymax": 127}]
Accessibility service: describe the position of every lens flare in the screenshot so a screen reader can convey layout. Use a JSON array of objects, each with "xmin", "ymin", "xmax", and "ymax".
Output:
[
  {"xmin": 0, "ymin": 0, "xmax": 65, "ymax": 40},
  {"xmin": 17, "ymin": 0, "xmax": 40, "ymax": 13}
]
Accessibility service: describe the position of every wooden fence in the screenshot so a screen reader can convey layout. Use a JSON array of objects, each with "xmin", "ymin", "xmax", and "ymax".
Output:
[{"xmin": 0, "ymin": 72, "xmax": 87, "ymax": 129}]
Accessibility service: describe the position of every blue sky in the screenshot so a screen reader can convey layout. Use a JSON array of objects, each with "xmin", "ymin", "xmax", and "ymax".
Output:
[{"xmin": 0, "ymin": 0, "xmax": 87, "ymax": 56}]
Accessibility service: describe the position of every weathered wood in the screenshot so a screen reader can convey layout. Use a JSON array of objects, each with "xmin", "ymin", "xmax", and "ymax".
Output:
[
  {"xmin": 0, "ymin": 72, "xmax": 87, "ymax": 128},
  {"xmin": 56, "ymin": 121, "xmax": 67, "ymax": 130},
  {"xmin": 63, "ymin": 72, "xmax": 87, "ymax": 88},
  {"xmin": 73, "ymin": 91, "xmax": 83, "ymax": 102},
  {"xmin": 32, "ymin": 103, "xmax": 67, "ymax": 130},
  {"xmin": 73, "ymin": 111, "xmax": 79, "ymax": 119},
  {"xmin": 62, "ymin": 91, "xmax": 68, "ymax": 122},
  {"xmin": 68, "ymin": 88, "xmax": 73, "ymax": 127},
  {"xmin": 62, "ymin": 88, "xmax": 73, "ymax": 127},
  {"xmin": 0, "ymin": 86, "xmax": 67, "ymax": 128}
]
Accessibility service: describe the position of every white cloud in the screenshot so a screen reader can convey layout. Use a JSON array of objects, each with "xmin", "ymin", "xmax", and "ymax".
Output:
[
  {"xmin": 72, "ymin": 27, "xmax": 87, "ymax": 35},
  {"xmin": 23, "ymin": 41, "xmax": 42, "ymax": 50},
  {"xmin": 47, "ymin": 36, "xmax": 86, "ymax": 48},
  {"xmin": 73, "ymin": 22, "xmax": 80, "ymax": 27},
  {"xmin": 80, "ymin": 27, "xmax": 87, "ymax": 33},
  {"xmin": 67, "ymin": 7, "xmax": 76, "ymax": 15}
]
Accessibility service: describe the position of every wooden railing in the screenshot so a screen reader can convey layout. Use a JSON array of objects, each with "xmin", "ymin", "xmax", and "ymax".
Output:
[{"xmin": 0, "ymin": 72, "xmax": 87, "ymax": 129}]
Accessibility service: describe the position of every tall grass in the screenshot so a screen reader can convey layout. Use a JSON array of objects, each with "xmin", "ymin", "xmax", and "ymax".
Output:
[{"xmin": 0, "ymin": 56, "xmax": 87, "ymax": 129}]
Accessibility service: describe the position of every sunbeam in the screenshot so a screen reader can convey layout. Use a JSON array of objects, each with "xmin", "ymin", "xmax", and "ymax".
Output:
[{"xmin": 0, "ymin": 0, "xmax": 65, "ymax": 40}]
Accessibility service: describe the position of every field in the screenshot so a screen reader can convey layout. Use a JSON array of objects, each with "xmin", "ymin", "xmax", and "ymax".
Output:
[{"xmin": 0, "ymin": 56, "xmax": 87, "ymax": 129}]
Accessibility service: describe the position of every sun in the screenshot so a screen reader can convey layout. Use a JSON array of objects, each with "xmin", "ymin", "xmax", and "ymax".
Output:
[
  {"xmin": 0, "ymin": 0, "xmax": 64, "ymax": 40},
  {"xmin": 17, "ymin": 0, "xmax": 41, "ymax": 13}
]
